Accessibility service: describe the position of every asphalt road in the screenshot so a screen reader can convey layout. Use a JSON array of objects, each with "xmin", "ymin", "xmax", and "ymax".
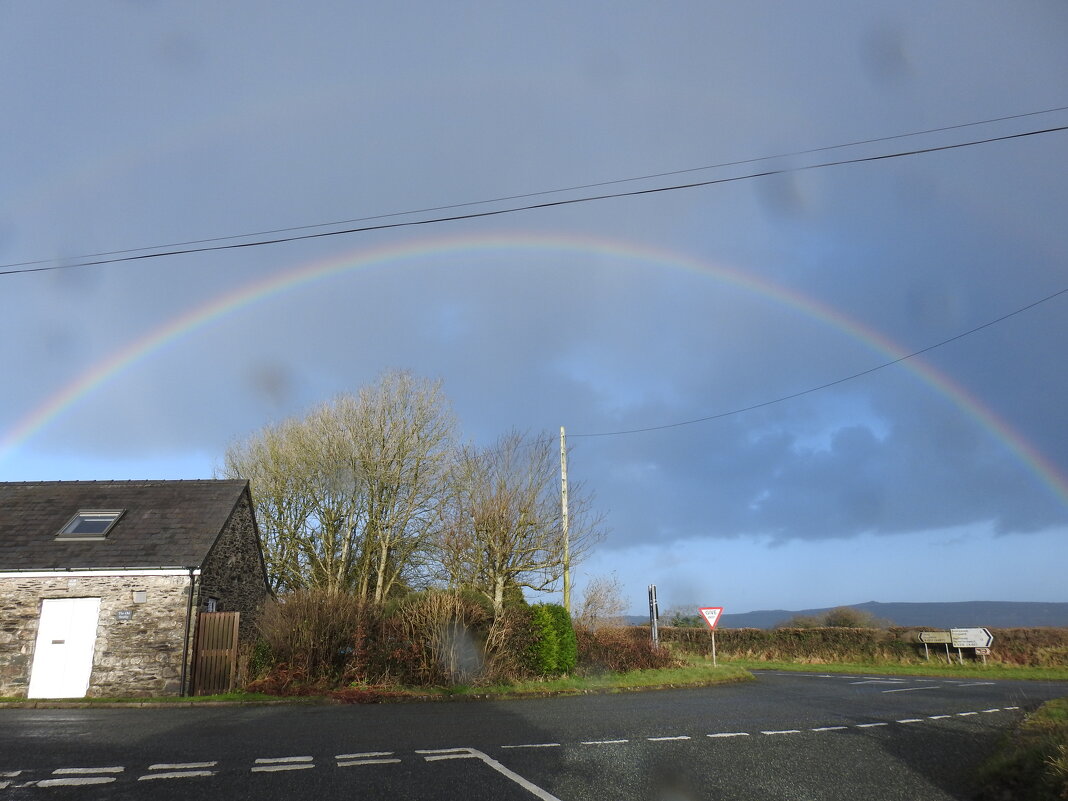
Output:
[{"xmin": 2, "ymin": 671, "xmax": 1065, "ymax": 800}]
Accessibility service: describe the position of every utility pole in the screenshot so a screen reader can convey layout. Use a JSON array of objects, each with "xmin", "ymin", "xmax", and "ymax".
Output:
[{"xmin": 560, "ymin": 426, "xmax": 571, "ymax": 614}]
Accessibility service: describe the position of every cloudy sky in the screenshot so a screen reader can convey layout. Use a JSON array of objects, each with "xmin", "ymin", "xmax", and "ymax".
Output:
[{"xmin": 2, "ymin": 2, "xmax": 1066, "ymax": 616}]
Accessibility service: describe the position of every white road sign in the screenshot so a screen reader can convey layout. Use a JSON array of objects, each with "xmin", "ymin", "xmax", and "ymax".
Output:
[
  {"xmin": 950, "ymin": 628, "xmax": 994, "ymax": 648},
  {"xmin": 699, "ymin": 607, "xmax": 723, "ymax": 630}
]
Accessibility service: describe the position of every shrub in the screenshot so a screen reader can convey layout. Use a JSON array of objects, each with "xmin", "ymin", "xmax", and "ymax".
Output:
[
  {"xmin": 576, "ymin": 626, "xmax": 679, "ymax": 674},
  {"xmin": 548, "ymin": 604, "xmax": 578, "ymax": 674},
  {"xmin": 530, "ymin": 604, "xmax": 560, "ymax": 675}
]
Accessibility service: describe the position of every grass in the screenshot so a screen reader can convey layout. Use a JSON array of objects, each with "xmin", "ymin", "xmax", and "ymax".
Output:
[
  {"xmin": 722, "ymin": 659, "xmax": 1068, "ymax": 681},
  {"xmin": 978, "ymin": 697, "xmax": 1068, "ymax": 800}
]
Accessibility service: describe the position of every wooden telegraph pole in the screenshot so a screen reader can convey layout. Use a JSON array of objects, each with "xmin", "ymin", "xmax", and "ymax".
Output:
[{"xmin": 560, "ymin": 426, "xmax": 571, "ymax": 614}]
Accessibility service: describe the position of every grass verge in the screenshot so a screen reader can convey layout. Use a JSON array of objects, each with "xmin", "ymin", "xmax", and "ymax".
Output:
[
  {"xmin": 977, "ymin": 697, "xmax": 1068, "ymax": 800},
  {"xmin": 725, "ymin": 659, "xmax": 1068, "ymax": 681}
]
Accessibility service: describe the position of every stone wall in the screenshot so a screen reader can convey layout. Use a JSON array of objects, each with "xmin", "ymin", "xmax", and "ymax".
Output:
[
  {"xmin": 197, "ymin": 490, "xmax": 270, "ymax": 641},
  {"xmin": 0, "ymin": 573, "xmax": 196, "ymax": 698}
]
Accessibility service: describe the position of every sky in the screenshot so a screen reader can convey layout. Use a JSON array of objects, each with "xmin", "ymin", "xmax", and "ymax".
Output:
[{"xmin": 2, "ymin": 2, "xmax": 1066, "ymax": 617}]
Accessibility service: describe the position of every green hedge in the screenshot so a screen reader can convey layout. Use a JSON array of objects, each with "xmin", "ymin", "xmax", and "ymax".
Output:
[{"xmin": 657, "ymin": 626, "xmax": 1068, "ymax": 666}]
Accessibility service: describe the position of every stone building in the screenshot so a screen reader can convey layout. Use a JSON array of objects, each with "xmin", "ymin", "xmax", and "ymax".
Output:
[{"xmin": 0, "ymin": 479, "xmax": 269, "ymax": 698}]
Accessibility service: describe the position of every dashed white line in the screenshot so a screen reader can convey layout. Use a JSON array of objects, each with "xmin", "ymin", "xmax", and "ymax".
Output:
[
  {"xmin": 856, "ymin": 723, "xmax": 888, "ymax": 728},
  {"xmin": 647, "ymin": 736, "xmax": 691, "ymax": 742},
  {"xmin": 896, "ymin": 719, "xmax": 924, "ymax": 724},
  {"xmin": 929, "ymin": 715, "xmax": 953, "ymax": 719},
  {"xmin": 958, "ymin": 682, "xmax": 996, "ymax": 687},
  {"xmin": 707, "ymin": 732, "xmax": 750, "ymax": 738},
  {"xmin": 981, "ymin": 709, "xmax": 1001, "ymax": 714},
  {"xmin": 957, "ymin": 712, "xmax": 979, "ymax": 717},
  {"xmin": 883, "ymin": 686, "xmax": 939, "ymax": 693},
  {"xmin": 148, "ymin": 762, "xmax": 217, "ymax": 771},
  {"xmin": 580, "ymin": 739, "xmax": 629, "ymax": 745},
  {"xmin": 1005, "ymin": 706, "xmax": 1020, "ymax": 710},
  {"xmin": 53, "ymin": 767, "xmax": 124, "ymax": 775},
  {"xmin": 38, "ymin": 777, "xmax": 117, "ymax": 787},
  {"xmin": 251, "ymin": 756, "xmax": 314, "ymax": 773},
  {"xmin": 501, "ymin": 743, "xmax": 561, "ymax": 749},
  {"xmin": 851, "ymin": 680, "xmax": 905, "ymax": 685},
  {"xmin": 139, "ymin": 771, "xmax": 215, "ymax": 781},
  {"xmin": 811, "ymin": 726, "xmax": 849, "ymax": 732},
  {"xmin": 337, "ymin": 758, "xmax": 401, "ymax": 767},
  {"xmin": 335, "ymin": 751, "xmax": 401, "ymax": 767},
  {"xmin": 762, "ymin": 729, "xmax": 801, "ymax": 735}
]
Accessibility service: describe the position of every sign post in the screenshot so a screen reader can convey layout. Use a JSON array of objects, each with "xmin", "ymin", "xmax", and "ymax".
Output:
[
  {"xmin": 917, "ymin": 630, "xmax": 953, "ymax": 664},
  {"xmin": 648, "ymin": 585, "xmax": 659, "ymax": 650},
  {"xmin": 699, "ymin": 607, "xmax": 724, "ymax": 667}
]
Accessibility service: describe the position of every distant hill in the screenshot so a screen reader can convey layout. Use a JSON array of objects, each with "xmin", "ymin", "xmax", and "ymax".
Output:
[{"xmin": 634, "ymin": 601, "xmax": 1068, "ymax": 629}]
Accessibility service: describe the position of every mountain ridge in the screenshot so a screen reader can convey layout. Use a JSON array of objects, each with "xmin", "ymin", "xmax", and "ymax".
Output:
[{"xmin": 633, "ymin": 600, "xmax": 1068, "ymax": 629}]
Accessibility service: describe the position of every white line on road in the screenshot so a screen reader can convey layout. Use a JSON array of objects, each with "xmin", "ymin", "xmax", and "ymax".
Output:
[
  {"xmin": 1005, "ymin": 706, "xmax": 1020, "ymax": 710},
  {"xmin": 762, "ymin": 730, "xmax": 801, "ymax": 735},
  {"xmin": 0, "ymin": 772, "xmax": 21, "ymax": 778},
  {"xmin": 707, "ymin": 732, "xmax": 750, "ymax": 738},
  {"xmin": 418, "ymin": 748, "xmax": 563, "ymax": 801},
  {"xmin": 855, "ymin": 723, "xmax": 888, "ymax": 728},
  {"xmin": 958, "ymin": 682, "xmax": 996, "ymax": 687},
  {"xmin": 337, "ymin": 759, "xmax": 401, "ymax": 767},
  {"xmin": 38, "ymin": 777, "xmax": 117, "ymax": 787},
  {"xmin": 851, "ymin": 680, "xmax": 906, "ymax": 685},
  {"xmin": 501, "ymin": 743, "xmax": 561, "ymax": 749},
  {"xmin": 896, "ymin": 719, "xmax": 924, "ymax": 724},
  {"xmin": 883, "ymin": 686, "xmax": 940, "ymax": 693},
  {"xmin": 335, "ymin": 752, "xmax": 394, "ymax": 760},
  {"xmin": 957, "ymin": 712, "xmax": 979, "ymax": 716},
  {"xmin": 647, "ymin": 736, "xmax": 691, "ymax": 742},
  {"xmin": 251, "ymin": 756, "xmax": 315, "ymax": 773},
  {"xmin": 139, "ymin": 771, "xmax": 216, "ymax": 781},
  {"xmin": 929, "ymin": 715, "xmax": 952, "ymax": 720},
  {"xmin": 580, "ymin": 739, "xmax": 629, "ymax": 745},
  {"xmin": 981, "ymin": 709, "xmax": 1001, "ymax": 713},
  {"xmin": 53, "ymin": 767, "xmax": 124, "ymax": 775},
  {"xmin": 148, "ymin": 762, "xmax": 218, "ymax": 770},
  {"xmin": 811, "ymin": 726, "xmax": 848, "ymax": 732}
]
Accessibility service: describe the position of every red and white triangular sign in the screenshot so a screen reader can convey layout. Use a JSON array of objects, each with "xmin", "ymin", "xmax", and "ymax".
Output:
[{"xmin": 699, "ymin": 607, "xmax": 723, "ymax": 630}]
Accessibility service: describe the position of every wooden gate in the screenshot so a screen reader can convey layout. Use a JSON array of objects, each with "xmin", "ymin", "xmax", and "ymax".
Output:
[{"xmin": 191, "ymin": 611, "xmax": 240, "ymax": 696}]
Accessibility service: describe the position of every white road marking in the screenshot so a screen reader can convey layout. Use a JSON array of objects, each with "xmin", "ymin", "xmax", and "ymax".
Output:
[
  {"xmin": 851, "ymin": 680, "xmax": 905, "ymax": 685},
  {"xmin": 647, "ymin": 736, "xmax": 691, "ymax": 741},
  {"xmin": 811, "ymin": 726, "xmax": 848, "ymax": 732},
  {"xmin": 251, "ymin": 764, "xmax": 316, "ymax": 773},
  {"xmin": 855, "ymin": 723, "xmax": 888, "ymax": 728},
  {"xmin": 53, "ymin": 766, "xmax": 124, "ymax": 774},
  {"xmin": 707, "ymin": 732, "xmax": 750, "ymax": 738},
  {"xmin": 929, "ymin": 715, "xmax": 952, "ymax": 719},
  {"xmin": 580, "ymin": 739, "xmax": 629, "ymax": 745},
  {"xmin": 958, "ymin": 682, "xmax": 995, "ymax": 687},
  {"xmin": 337, "ymin": 759, "xmax": 401, "ymax": 767},
  {"xmin": 501, "ymin": 743, "xmax": 561, "ymax": 749},
  {"xmin": 335, "ymin": 752, "xmax": 394, "ymax": 760},
  {"xmin": 883, "ymin": 686, "xmax": 939, "ymax": 693},
  {"xmin": 251, "ymin": 756, "xmax": 315, "ymax": 773},
  {"xmin": 418, "ymin": 748, "xmax": 563, "ymax": 801},
  {"xmin": 957, "ymin": 712, "xmax": 979, "ymax": 717},
  {"xmin": 139, "ymin": 771, "xmax": 215, "ymax": 781},
  {"xmin": 762, "ymin": 729, "xmax": 801, "ymax": 735},
  {"xmin": 148, "ymin": 762, "xmax": 218, "ymax": 770},
  {"xmin": 38, "ymin": 777, "xmax": 116, "ymax": 787},
  {"xmin": 981, "ymin": 709, "xmax": 1001, "ymax": 713},
  {"xmin": 0, "ymin": 772, "xmax": 21, "ymax": 778},
  {"xmin": 1005, "ymin": 706, "xmax": 1020, "ymax": 710},
  {"xmin": 896, "ymin": 719, "xmax": 924, "ymax": 724}
]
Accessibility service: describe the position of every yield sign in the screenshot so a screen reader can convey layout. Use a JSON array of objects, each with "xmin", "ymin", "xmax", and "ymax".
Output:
[{"xmin": 699, "ymin": 607, "xmax": 724, "ymax": 630}]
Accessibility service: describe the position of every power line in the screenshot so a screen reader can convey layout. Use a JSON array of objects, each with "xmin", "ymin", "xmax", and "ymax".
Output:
[
  {"xmin": 4, "ymin": 104, "xmax": 1065, "ymax": 272},
  {"xmin": 3, "ymin": 119, "xmax": 1067, "ymax": 278},
  {"xmin": 569, "ymin": 285, "xmax": 1068, "ymax": 438}
]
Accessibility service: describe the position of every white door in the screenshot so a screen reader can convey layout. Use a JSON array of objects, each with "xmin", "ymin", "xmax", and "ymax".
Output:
[{"xmin": 27, "ymin": 598, "xmax": 101, "ymax": 699}]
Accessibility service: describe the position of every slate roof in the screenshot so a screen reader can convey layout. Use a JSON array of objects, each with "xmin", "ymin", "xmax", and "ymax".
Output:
[{"xmin": 0, "ymin": 480, "xmax": 250, "ymax": 571}]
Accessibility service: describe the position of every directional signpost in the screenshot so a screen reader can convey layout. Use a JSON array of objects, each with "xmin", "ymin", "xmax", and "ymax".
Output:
[
  {"xmin": 917, "ymin": 630, "xmax": 953, "ymax": 663},
  {"xmin": 699, "ymin": 607, "xmax": 724, "ymax": 667},
  {"xmin": 951, "ymin": 628, "xmax": 994, "ymax": 665}
]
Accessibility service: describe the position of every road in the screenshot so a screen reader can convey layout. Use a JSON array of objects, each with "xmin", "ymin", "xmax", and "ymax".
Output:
[{"xmin": 1, "ymin": 671, "xmax": 1065, "ymax": 800}]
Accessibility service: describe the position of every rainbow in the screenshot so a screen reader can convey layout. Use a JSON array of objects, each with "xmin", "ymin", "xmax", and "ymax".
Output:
[{"xmin": 3, "ymin": 231, "xmax": 1066, "ymax": 506}]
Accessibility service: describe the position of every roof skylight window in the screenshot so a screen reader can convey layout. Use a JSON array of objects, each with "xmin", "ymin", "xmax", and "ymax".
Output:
[{"xmin": 56, "ymin": 510, "xmax": 124, "ymax": 540}]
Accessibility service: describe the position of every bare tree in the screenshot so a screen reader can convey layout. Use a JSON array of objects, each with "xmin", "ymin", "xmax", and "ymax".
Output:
[
  {"xmin": 221, "ymin": 371, "xmax": 455, "ymax": 599},
  {"xmin": 574, "ymin": 572, "xmax": 628, "ymax": 630},
  {"xmin": 440, "ymin": 431, "xmax": 603, "ymax": 617}
]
